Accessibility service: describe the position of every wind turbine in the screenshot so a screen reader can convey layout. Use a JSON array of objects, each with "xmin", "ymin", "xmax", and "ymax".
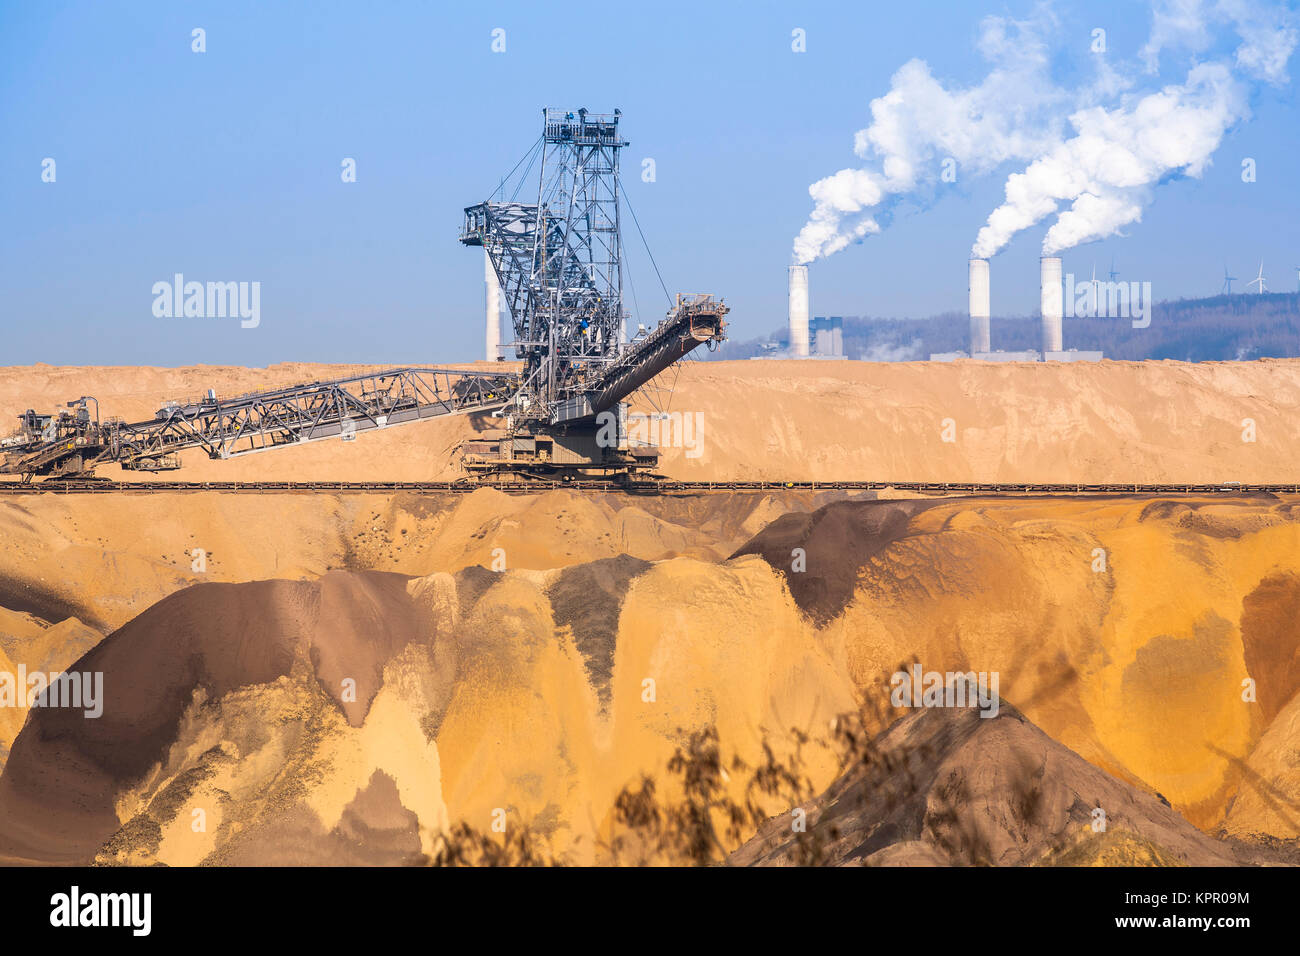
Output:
[
  {"xmin": 1294, "ymin": 265, "xmax": 1299, "ymax": 291},
  {"xmin": 1248, "ymin": 261, "xmax": 1266, "ymax": 294},
  {"xmin": 1222, "ymin": 264, "xmax": 1237, "ymax": 294},
  {"xmin": 1108, "ymin": 257, "xmax": 1119, "ymax": 282}
]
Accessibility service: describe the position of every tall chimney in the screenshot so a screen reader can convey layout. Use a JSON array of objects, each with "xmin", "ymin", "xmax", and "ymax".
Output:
[
  {"xmin": 1040, "ymin": 256, "xmax": 1063, "ymax": 354},
  {"xmin": 968, "ymin": 258, "xmax": 990, "ymax": 354},
  {"xmin": 485, "ymin": 248, "xmax": 501, "ymax": 361},
  {"xmin": 788, "ymin": 265, "xmax": 810, "ymax": 358}
]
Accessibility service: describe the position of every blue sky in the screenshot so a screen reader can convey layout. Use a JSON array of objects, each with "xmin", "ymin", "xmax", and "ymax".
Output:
[{"xmin": 1, "ymin": 0, "xmax": 1297, "ymax": 366}]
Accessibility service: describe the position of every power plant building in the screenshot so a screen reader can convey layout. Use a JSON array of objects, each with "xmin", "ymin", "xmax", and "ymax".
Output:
[
  {"xmin": 929, "ymin": 256, "xmax": 1101, "ymax": 362},
  {"xmin": 810, "ymin": 316, "xmax": 843, "ymax": 357},
  {"xmin": 788, "ymin": 256, "xmax": 1103, "ymax": 364},
  {"xmin": 1044, "ymin": 349, "xmax": 1105, "ymax": 361}
]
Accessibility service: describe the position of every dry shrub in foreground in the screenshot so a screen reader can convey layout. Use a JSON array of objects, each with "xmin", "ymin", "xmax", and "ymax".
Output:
[
  {"xmin": 420, "ymin": 660, "xmax": 997, "ymax": 867},
  {"xmin": 421, "ymin": 724, "xmax": 815, "ymax": 867}
]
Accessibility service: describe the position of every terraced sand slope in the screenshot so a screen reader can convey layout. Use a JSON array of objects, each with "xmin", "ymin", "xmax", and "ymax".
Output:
[
  {"xmin": 737, "ymin": 494, "xmax": 1300, "ymax": 834},
  {"xmin": 0, "ymin": 487, "xmax": 843, "ymax": 777},
  {"xmin": 1, "ymin": 493, "xmax": 1297, "ymax": 864},
  {"xmin": 0, "ymin": 488, "xmax": 836, "ymax": 634},
  {"xmin": 0, "ymin": 559, "xmax": 851, "ymax": 865}
]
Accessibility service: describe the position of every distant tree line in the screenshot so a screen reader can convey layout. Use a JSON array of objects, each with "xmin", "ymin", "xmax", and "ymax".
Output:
[{"xmin": 706, "ymin": 292, "xmax": 1300, "ymax": 362}]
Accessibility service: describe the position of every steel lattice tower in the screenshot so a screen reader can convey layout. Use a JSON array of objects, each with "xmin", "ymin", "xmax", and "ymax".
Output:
[{"xmin": 462, "ymin": 107, "xmax": 628, "ymax": 419}]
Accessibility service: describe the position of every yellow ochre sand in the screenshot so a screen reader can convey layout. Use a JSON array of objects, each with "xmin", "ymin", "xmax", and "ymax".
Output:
[
  {"xmin": 1, "ymin": 492, "xmax": 1297, "ymax": 864},
  {"xmin": 1, "ymin": 359, "xmax": 1299, "ymax": 864}
]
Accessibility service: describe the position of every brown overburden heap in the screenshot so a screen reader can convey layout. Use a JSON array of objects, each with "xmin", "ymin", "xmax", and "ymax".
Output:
[
  {"xmin": 0, "ymin": 571, "xmax": 431, "ymax": 863},
  {"xmin": 730, "ymin": 703, "xmax": 1243, "ymax": 866},
  {"xmin": 731, "ymin": 498, "xmax": 939, "ymax": 624}
]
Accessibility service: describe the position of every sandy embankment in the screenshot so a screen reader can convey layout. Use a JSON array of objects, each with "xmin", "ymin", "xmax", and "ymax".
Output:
[{"xmin": 4, "ymin": 358, "xmax": 1300, "ymax": 483}]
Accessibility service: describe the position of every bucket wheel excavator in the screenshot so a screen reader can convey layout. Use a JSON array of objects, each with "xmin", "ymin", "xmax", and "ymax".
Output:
[
  {"xmin": 457, "ymin": 107, "xmax": 726, "ymax": 481},
  {"xmin": 0, "ymin": 108, "xmax": 725, "ymax": 484}
]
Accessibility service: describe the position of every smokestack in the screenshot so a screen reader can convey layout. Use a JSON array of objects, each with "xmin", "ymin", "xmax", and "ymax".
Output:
[
  {"xmin": 788, "ymin": 265, "xmax": 809, "ymax": 358},
  {"xmin": 1040, "ymin": 256, "xmax": 1063, "ymax": 354},
  {"xmin": 485, "ymin": 249, "xmax": 501, "ymax": 361},
  {"xmin": 968, "ymin": 258, "xmax": 990, "ymax": 354}
]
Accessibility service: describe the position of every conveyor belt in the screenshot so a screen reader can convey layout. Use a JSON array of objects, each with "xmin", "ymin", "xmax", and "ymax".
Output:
[{"xmin": 0, "ymin": 479, "xmax": 1290, "ymax": 495}]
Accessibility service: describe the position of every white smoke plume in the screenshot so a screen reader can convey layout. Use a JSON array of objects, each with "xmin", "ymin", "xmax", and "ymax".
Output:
[
  {"xmin": 973, "ymin": 0, "xmax": 1296, "ymax": 258},
  {"xmin": 792, "ymin": 8, "xmax": 1076, "ymax": 265},
  {"xmin": 860, "ymin": 338, "xmax": 925, "ymax": 362},
  {"xmin": 973, "ymin": 62, "xmax": 1248, "ymax": 256},
  {"xmin": 1142, "ymin": 0, "xmax": 1297, "ymax": 84}
]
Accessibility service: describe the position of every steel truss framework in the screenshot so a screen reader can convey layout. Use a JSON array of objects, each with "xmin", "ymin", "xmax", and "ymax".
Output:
[
  {"xmin": 4, "ymin": 109, "xmax": 727, "ymax": 482},
  {"xmin": 461, "ymin": 107, "xmax": 628, "ymax": 419},
  {"xmin": 1, "ymin": 367, "xmax": 516, "ymax": 479}
]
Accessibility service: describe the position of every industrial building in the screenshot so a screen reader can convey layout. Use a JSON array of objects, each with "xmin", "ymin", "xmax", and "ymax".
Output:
[
  {"xmin": 783, "ymin": 266, "xmax": 843, "ymax": 358},
  {"xmin": 1044, "ymin": 349, "xmax": 1105, "ymax": 361},
  {"xmin": 784, "ymin": 254, "xmax": 1102, "ymax": 364},
  {"xmin": 929, "ymin": 255, "xmax": 1103, "ymax": 362},
  {"xmin": 809, "ymin": 316, "xmax": 844, "ymax": 357}
]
